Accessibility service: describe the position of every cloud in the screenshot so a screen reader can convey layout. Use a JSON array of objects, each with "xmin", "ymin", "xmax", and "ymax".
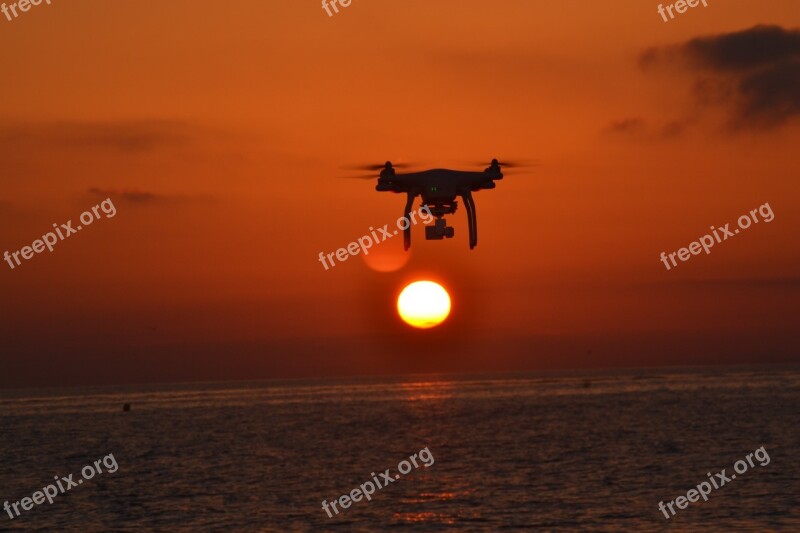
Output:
[
  {"xmin": 0, "ymin": 119, "xmax": 197, "ymax": 153},
  {"xmin": 640, "ymin": 25, "xmax": 800, "ymax": 129},
  {"xmin": 87, "ymin": 188, "xmax": 162, "ymax": 204},
  {"xmin": 735, "ymin": 60, "xmax": 800, "ymax": 126},
  {"xmin": 604, "ymin": 117, "xmax": 691, "ymax": 140},
  {"xmin": 683, "ymin": 25, "xmax": 800, "ymax": 72},
  {"xmin": 606, "ymin": 117, "xmax": 646, "ymax": 135},
  {"xmin": 86, "ymin": 187, "xmax": 215, "ymax": 206}
]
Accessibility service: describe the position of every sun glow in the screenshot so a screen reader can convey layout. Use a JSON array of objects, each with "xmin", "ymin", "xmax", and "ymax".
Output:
[{"xmin": 397, "ymin": 281, "xmax": 451, "ymax": 329}]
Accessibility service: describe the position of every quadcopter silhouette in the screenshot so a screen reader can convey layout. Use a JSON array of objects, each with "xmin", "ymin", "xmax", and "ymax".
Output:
[{"xmin": 345, "ymin": 159, "xmax": 531, "ymax": 250}]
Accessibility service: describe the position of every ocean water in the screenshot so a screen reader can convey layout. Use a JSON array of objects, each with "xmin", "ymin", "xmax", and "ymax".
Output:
[{"xmin": 1, "ymin": 367, "xmax": 798, "ymax": 531}]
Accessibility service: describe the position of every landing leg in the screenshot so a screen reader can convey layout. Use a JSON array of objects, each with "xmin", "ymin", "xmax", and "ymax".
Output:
[
  {"xmin": 462, "ymin": 192, "xmax": 477, "ymax": 249},
  {"xmin": 403, "ymin": 192, "xmax": 416, "ymax": 251}
]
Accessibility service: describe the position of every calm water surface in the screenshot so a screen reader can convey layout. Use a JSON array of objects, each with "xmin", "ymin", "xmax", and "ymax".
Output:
[{"xmin": 1, "ymin": 367, "xmax": 799, "ymax": 531}]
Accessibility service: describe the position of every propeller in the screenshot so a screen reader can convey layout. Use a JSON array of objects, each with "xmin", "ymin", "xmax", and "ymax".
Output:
[
  {"xmin": 338, "ymin": 160, "xmax": 425, "ymax": 180},
  {"xmin": 337, "ymin": 158, "xmax": 538, "ymax": 179},
  {"xmin": 337, "ymin": 173, "xmax": 379, "ymax": 180},
  {"xmin": 341, "ymin": 161, "xmax": 418, "ymax": 172},
  {"xmin": 467, "ymin": 158, "xmax": 540, "ymax": 169}
]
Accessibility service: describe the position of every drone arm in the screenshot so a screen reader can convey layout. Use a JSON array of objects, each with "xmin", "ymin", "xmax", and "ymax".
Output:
[{"xmin": 403, "ymin": 192, "xmax": 416, "ymax": 251}]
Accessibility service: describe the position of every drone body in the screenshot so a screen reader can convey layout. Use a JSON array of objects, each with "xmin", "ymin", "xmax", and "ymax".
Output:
[{"xmin": 374, "ymin": 159, "xmax": 505, "ymax": 250}]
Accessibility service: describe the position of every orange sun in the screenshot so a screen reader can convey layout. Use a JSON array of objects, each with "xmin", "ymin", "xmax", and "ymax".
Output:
[{"xmin": 397, "ymin": 281, "xmax": 451, "ymax": 328}]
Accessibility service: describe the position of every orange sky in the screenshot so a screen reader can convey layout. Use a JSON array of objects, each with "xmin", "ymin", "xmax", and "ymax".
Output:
[{"xmin": 1, "ymin": 1, "xmax": 799, "ymax": 387}]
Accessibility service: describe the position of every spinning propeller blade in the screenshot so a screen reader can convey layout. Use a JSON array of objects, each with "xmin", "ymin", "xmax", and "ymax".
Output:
[
  {"xmin": 467, "ymin": 158, "xmax": 540, "ymax": 168},
  {"xmin": 337, "ymin": 174, "xmax": 378, "ymax": 180},
  {"xmin": 341, "ymin": 161, "xmax": 417, "ymax": 172}
]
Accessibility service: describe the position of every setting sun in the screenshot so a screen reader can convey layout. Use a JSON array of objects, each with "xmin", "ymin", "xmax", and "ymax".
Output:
[{"xmin": 397, "ymin": 281, "xmax": 451, "ymax": 329}]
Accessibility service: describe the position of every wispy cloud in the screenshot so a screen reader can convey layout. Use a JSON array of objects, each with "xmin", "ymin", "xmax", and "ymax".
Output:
[
  {"xmin": 604, "ymin": 117, "xmax": 692, "ymax": 140},
  {"xmin": 87, "ymin": 188, "xmax": 161, "ymax": 204},
  {"xmin": 606, "ymin": 117, "xmax": 646, "ymax": 135},
  {"xmin": 85, "ymin": 187, "xmax": 217, "ymax": 206},
  {"xmin": 640, "ymin": 25, "xmax": 800, "ymax": 130},
  {"xmin": 0, "ymin": 119, "xmax": 198, "ymax": 153}
]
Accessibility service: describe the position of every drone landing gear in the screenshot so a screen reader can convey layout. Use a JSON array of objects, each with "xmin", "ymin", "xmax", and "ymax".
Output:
[
  {"xmin": 403, "ymin": 192, "xmax": 418, "ymax": 251},
  {"xmin": 461, "ymin": 191, "xmax": 477, "ymax": 249}
]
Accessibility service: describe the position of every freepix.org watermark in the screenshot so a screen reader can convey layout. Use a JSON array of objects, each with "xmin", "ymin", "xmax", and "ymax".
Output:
[
  {"xmin": 4, "ymin": 453, "xmax": 119, "ymax": 521},
  {"xmin": 657, "ymin": 0, "xmax": 709, "ymax": 23},
  {"xmin": 318, "ymin": 205, "xmax": 433, "ymax": 271},
  {"xmin": 321, "ymin": 447, "xmax": 434, "ymax": 518},
  {"xmin": 3, "ymin": 198, "xmax": 116, "ymax": 271},
  {"xmin": 658, "ymin": 446, "xmax": 770, "ymax": 519},
  {"xmin": 1, "ymin": 0, "xmax": 53, "ymax": 23},
  {"xmin": 660, "ymin": 202, "xmax": 774, "ymax": 271},
  {"xmin": 321, "ymin": 0, "xmax": 353, "ymax": 18}
]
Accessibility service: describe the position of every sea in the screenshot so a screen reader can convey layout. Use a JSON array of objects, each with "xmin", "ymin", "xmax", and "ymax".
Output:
[{"xmin": 1, "ymin": 366, "xmax": 798, "ymax": 531}]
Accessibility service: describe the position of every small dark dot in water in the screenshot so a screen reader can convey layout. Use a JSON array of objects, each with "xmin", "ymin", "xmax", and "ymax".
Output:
[{"xmin": 123, "ymin": 403, "xmax": 131, "ymax": 412}]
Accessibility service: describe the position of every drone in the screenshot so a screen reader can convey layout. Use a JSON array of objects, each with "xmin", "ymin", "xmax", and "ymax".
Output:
[{"xmin": 346, "ymin": 159, "xmax": 528, "ymax": 250}]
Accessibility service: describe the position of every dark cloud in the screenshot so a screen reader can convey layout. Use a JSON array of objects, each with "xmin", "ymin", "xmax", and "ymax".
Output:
[
  {"xmin": 640, "ymin": 25, "xmax": 800, "ymax": 129},
  {"xmin": 737, "ymin": 59, "xmax": 800, "ymax": 126},
  {"xmin": 606, "ymin": 117, "xmax": 646, "ymax": 135},
  {"xmin": 684, "ymin": 25, "xmax": 800, "ymax": 72},
  {"xmin": 86, "ymin": 187, "xmax": 215, "ymax": 206},
  {"xmin": 638, "ymin": 47, "xmax": 665, "ymax": 71},
  {"xmin": 659, "ymin": 119, "xmax": 690, "ymax": 138},
  {"xmin": 604, "ymin": 117, "xmax": 691, "ymax": 140},
  {"xmin": 0, "ymin": 120, "xmax": 196, "ymax": 153}
]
